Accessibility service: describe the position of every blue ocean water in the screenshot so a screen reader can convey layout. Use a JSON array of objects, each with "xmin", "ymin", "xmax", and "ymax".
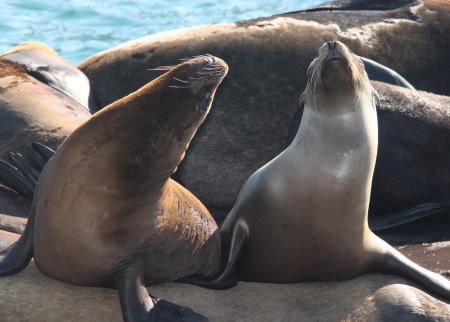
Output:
[{"xmin": 0, "ymin": 0, "xmax": 323, "ymax": 64}]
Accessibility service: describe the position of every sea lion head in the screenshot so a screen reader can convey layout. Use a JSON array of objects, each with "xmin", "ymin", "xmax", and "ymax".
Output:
[
  {"xmin": 151, "ymin": 54, "xmax": 229, "ymax": 171},
  {"xmin": 86, "ymin": 55, "xmax": 229, "ymax": 180},
  {"xmin": 149, "ymin": 54, "xmax": 228, "ymax": 127},
  {"xmin": 302, "ymin": 41, "xmax": 376, "ymax": 113}
]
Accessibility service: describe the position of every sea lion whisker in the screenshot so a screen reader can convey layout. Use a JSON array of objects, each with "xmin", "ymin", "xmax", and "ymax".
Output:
[
  {"xmin": 201, "ymin": 67, "xmax": 224, "ymax": 71},
  {"xmin": 168, "ymin": 85, "xmax": 192, "ymax": 89},
  {"xmin": 196, "ymin": 70, "xmax": 223, "ymax": 76},
  {"xmin": 172, "ymin": 77, "xmax": 191, "ymax": 84},
  {"xmin": 179, "ymin": 56, "xmax": 197, "ymax": 61},
  {"xmin": 148, "ymin": 65, "xmax": 174, "ymax": 71}
]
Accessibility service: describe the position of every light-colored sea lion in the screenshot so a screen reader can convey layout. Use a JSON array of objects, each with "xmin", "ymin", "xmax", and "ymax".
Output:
[
  {"xmin": 288, "ymin": 81, "xmax": 450, "ymax": 233},
  {"xmin": 78, "ymin": 0, "xmax": 450, "ymax": 226},
  {"xmin": 185, "ymin": 42, "xmax": 450, "ymax": 301},
  {"xmin": 0, "ymin": 55, "xmax": 228, "ymax": 322},
  {"xmin": 1, "ymin": 41, "xmax": 91, "ymax": 109}
]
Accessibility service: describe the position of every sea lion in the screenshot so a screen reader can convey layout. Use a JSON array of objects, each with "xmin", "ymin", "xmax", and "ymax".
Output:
[
  {"xmin": 0, "ymin": 57, "xmax": 90, "ymax": 160},
  {"xmin": 184, "ymin": 42, "xmax": 450, "ymax": 301},
  {"xmin": 78, "ymin": 0, "xmax": 450, "ymax": 225},
  {"xmin": 0, "ymin": 55, "xmax": 228, "ymax": 322},
  {"xmin": 288, "ymin": 80, "xmax": 450, "ymax": 235},
  {"xmin": 1, "ymin": 41, "xmax": 91, "ymax": 110}
]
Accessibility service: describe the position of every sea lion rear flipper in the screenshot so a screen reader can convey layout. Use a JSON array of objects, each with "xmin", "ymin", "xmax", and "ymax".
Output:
[
  {"xmin": 181, "ymin": 220, "xmax": 248, "ymax": 290},
  {"xmin": 373, "ymin": 236, "xmax": 450, "ymax": 301},
  {"xmin": 0, "ymin": 203, "xmax": 35, "ymax": 275},
  {"xmin": 369, "ymin": 201, "xmax": 450, "ymax": 232},
  {"xmin": 114, "ymin": 259, "xmax": 208, "ymax": 322}
]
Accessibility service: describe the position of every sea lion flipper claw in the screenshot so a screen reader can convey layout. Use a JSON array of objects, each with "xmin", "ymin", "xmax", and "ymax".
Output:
[
  {"xmin": 114, "ymin": 259, "xmax": 208, "ymax": 322},
  {"xmin": 8, "ymin": 152, "xmax": 39, "ymax": 183},
  {"xmin": 31, "ymin": 142, "xmax": 55, "ymax": 162},
  {"xmin": 0, "ymin": 159, "xmax": 34, "ymax": 200},
  {"xmin": 0, "ymin": 143, "xmax": 52, "ymax": 200}
]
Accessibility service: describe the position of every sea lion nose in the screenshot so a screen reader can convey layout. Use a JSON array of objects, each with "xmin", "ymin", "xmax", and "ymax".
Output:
[{"xmin": 327, "ymin": 41, "xmax": 337, "ymax": 51}]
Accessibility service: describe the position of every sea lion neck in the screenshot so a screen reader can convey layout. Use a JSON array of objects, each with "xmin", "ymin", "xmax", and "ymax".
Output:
[{"xmin": 56, "ymin": 55, "xmax": 227, "ymax": 191}]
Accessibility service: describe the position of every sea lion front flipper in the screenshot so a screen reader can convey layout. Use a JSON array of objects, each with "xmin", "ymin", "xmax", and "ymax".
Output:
[
  {"xmin": 371, "ymin": 235, "xmax": 450, "ymax": 301},
  {"xmin": 181, "ymin": 220, "xmax": 248, "ymax": 290},
  {"xmin": 114, "ymin": 259, "xmax": 208, "ymax": 322},
  {"xmin": 369, "ymin": 201, "xmax": 450, "ymax": 232},
  {"xmin": 0, "ymin": 143, "xmax": 54, "ymax": 201},
  {"xmin": 0, "ymin": 160, "xmax": 34, "ymax": 200},
  {"xmin": 31, "ymin": 142, "xmax": 55, "ymax": 163}
]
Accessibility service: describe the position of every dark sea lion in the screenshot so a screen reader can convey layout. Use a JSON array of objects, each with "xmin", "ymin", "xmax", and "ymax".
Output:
[
  {"xmin": 184, "ymin": 42, "xmax": 450, "ymax": 302},
  {"xmin": 1, "ymin": 41, "xmax": 91, "ymax": 109},
  {"xmin": 0, "ymin": 58, "xmax": 90, "ymax": 160},
  {"xmin": 78, "ymin": 0, "xmax": 450, "ymax": 222},
  {"xmin": 0, "ymin": 55, "xmax": 228, "ymax": 322}
]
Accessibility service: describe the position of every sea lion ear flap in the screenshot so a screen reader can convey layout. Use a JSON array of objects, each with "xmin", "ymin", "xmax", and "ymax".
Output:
[
  {"xmin": 298, "ymin": 90, "xmax": 307, "ymax": 105},
  {"xmin": 306, "ymin": 57, "xmax": 318, "ymax": 80},
  {"xmin": 300, "ymin": 57, "xmax": 318, "ymax": 105}
]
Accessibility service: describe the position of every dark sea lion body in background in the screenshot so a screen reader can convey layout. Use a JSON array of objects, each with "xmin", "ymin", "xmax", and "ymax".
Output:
[
  {"xmin": 0, "ymin": 43, "xmax": 91, "ymax": 160},
  {"xmin": 0, "ymin": 55, "xmax": 228, "ymax": 322},
  {"xmin": 184, "ymin": 41, "xmax": 450, "ymax": 302},
  {"xmin": 79, "ymin": 0, "xmax": 450, "ymax": 223}
]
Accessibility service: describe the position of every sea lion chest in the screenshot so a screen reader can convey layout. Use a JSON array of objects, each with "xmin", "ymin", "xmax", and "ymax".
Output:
[{"xmin": 239, "ymin": 103, "xmax": 378, "ymax": 281}]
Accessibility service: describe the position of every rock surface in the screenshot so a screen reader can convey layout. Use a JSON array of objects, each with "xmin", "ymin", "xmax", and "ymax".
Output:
[
  {"xmin": 0, "ymin": 261, "xmax": 449, "ymax": 322},
  {"xmin": 1, "ymin": 237, "xmax": 450, "ymax": 322}
]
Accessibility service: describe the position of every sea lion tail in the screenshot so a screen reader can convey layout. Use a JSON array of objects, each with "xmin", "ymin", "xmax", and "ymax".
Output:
[
  {"xmin": 373, "ymin": 236, "xmax": 450, "ymax": 301},
  {"xmin": 0, "ymin": 142, "xmax": 55, "ymax": 201},
  {"xmin": 369, "ymin": 202, "xmax": 450, "ymax": 232}
]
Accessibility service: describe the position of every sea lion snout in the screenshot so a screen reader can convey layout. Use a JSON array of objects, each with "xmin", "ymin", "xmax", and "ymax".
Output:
[
  {"xmin": 186, "ymin": 54, "xmax": 229, "ymax": 83},
  {"xmin": 322, "ymin": 41, "xmax": 351, "ymax": 71},
  {"xmin": 166, "ymin": 54, "xmax": 228, "ymax": 97}
]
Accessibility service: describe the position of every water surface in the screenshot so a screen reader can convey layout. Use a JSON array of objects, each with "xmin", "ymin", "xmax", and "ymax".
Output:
[{"xmin": 0, "ymin": 0, "xmax": 323, "ymax": 63}]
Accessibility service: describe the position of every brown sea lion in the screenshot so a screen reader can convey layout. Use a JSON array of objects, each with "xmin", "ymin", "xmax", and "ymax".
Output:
[
  {"xmin": 78, "ymin": 0, "xmax": 450, "ymax": 227},
  {"xmin": 0, "ymin": 55, "xmax": 228, "ymax": 322},
  {"xmin": 0, "ymin": 55, "xmax": 90, "ymax": 160},
  {"xmin": 184, "ymin": 42, "xmax": 450, "ymax": 302},
  {"xmin": 1, "ymin": 41, "xmax": 91, "ymax": 109}
]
